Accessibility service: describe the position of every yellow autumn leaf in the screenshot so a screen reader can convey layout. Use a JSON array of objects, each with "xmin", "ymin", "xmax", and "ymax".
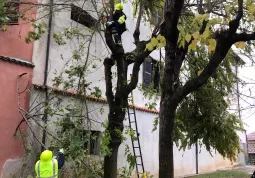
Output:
[
  {"xmin": 185, "ymin": 34, "xmax": 192, "ymax": 42},
  {"xmin": 158, "ymin": 43, "xmax": 165, "ymax": 48},
  {"xmin": 178, "ymin": 38, "xmax": 185, "ymax": 48},
  {"xmin": 191, "ymin": 40, "xmax": 198, "ymax": 50},
  {"xmin": 158, "ymin": 35, "xmax": 166, "ymax": 43},
  {"xmin": 248, "ymin": 14, "xmax": 254, "ymax": 21},
  {"xmin": 196, "ymin": 70, "xmax": 202, "ymax": 76},
  {"xmin": 248, "ymin": 4, "xmax": 255, "ymax": 14},
  {"xmin": 208, "ymin": 45, "xmax": 216, "ymax": 53},
  {"xmin": 202, "ymin": 29, "xmax": 210, "ymax": 39},
  {"xmin": 151, "ymin": 37, "xmax": 158, "ymax": 47},
  {"xmin": 157, "ymin": 34, "xmax": 162, "ymax": 41},
  {"xmin": 235, "ymin": 41, "xmax": 246, "ymax": 49},
  {"xmin": 208, "ymin": 39, "xmax": 216, "ymax": 46},
  {"xmin": 202, "ymin": 14, "xmax": 210, "ymax": 21},
  {"xmin": 145, "ymin": 43, "xmax": 154, "ymax": 51},
  {"xmin": 192, "ymin": 31, "xmax": 200, "ymax": 40},
  {"xmin": 195, "ymin": 14, "xmax": 203, "ymax": 22}
]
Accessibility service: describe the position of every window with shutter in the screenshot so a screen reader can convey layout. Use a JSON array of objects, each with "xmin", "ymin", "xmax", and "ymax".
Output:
[
  {"xmin": 71, "ymin": 4, "xmax": 98, "ymax": 29},
  {"xmin": 0, "ymin": 0, "xmax": 19, "ymax": 25},
  {"xmin": 152, "ymin": 60, "xmax": 160, "ymax": 90},
  {"xmin": 83, "ymin": 130, "xmax": 100, "ymax": 155},
  {"xmin": 143, "ymin": 57, "xmax": 152, "ymax": 88},
  {"xmin": 143, "ymin": 57, "xmax": 163, "ymax": 91}
]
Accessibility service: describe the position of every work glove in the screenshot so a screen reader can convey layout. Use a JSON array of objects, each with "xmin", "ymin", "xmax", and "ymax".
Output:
[{"xmin": 59, "ymin": 148, "xmax": 64, "ymax": 154}]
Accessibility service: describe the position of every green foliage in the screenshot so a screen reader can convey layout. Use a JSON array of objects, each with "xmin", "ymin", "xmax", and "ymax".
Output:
[
  {"xmin": 189, "ymin": 170, "xmax": 250, "ymax": 178},
  {"xmin": 25, "ymin": 23, "xmax": 46, "ymax": 43},
  {"xmin": 91, "ymin": 87, "xmax": 102, "ymax": 98},
  {"xmin": 100, "ymin": 121, "xmax": 112, "ymax": 157},
  {"xmin": 47, "ymin": 101, "xmax": 104, "ymax": 177},
  {"xmin": 174, "ymin": 49, "xmax": 244, "ymax": 161},
  {"xmin": 152, "ymin": 117, "xmax": 159, "ymax": 132}
]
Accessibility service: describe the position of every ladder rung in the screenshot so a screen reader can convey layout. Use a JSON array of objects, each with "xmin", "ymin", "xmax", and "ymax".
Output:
[
  {"xmin": 136, "ymin": 155, "xmax": 141, "ymax": 157},
  {"xmin": 130, "ymin": 121, "xmax": 135, "ymax": 123},
  {"xmin": 129, "ymin": 112, "xmax": 135, "ymax": 114},
  {"xmin": 137, "ymin": 163, "xmax": 143, "ymax": 165},
  {"xmin": 134, "ymin": 147, "xmax": 140, "ymax": 148}
]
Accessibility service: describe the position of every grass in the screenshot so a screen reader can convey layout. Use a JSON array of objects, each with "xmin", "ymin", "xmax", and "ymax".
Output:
[{"xmin": 189, "ymin": 170, "xmax": 251, "ymax": 178}]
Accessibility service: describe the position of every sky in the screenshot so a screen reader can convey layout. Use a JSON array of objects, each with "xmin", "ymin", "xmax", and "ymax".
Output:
[{"xmin": 235, "ymin": 48, "xmax": 255, "ymax": 135}]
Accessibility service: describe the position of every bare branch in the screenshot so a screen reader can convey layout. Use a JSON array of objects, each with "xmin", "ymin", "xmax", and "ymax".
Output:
[
  {"xmin": 109, "ymin": 0, "xmax": 114, "ymax": 19},
  {"xmin": 234, "ymin": 32, "xmax": 255, "ymax": 42},
  {"xmin": 133, "ymin": 1, "xmax": 144, "ymax": 44},
  {"xmin": 104, "ymin": 58, "xmax": 114, "ymax": 109},
  {"xmin": 126, "ymin": 41, "xmax": 151, "ymax": 94},
  {"xmin": 229, "ymin": 0, "xmax": 243, "ymax": 33},
  {"xmin": 172, "ymin": 37, "xmax": 233, "ymax": 107}
]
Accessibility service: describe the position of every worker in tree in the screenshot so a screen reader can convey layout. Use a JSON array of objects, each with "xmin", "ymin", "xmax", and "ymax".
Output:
[
  {"xmin": 106, "ymin": 3, "xmax": 127, "ymax": 46},
  {"xmin": 35, "ymin": 149, "xmax": 65, "ymax": 178}
]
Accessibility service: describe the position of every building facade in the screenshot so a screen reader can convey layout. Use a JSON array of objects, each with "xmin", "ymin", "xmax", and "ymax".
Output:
[
  {"xmin": 29, "ymin": 0, "xmax": 236, "ymax": 177},
  {"xmin": 0, "ymin": 1, "xmax": 36, "ymax": 177},
  {"xmin": 248, "ymin": 132, "xmax": 255, "ymax": 164},
  {"xmin": 0, "ymin": 0, "xmax": 246, "ymax": 177}
]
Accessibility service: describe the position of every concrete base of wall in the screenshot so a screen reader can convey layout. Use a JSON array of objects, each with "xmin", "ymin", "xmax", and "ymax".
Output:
[
  {"xmin": 0, "ymin": 158, "xmax": 23, "ymax": 178},
  {"xmin": 0, "ymin": 146, "xmax": 37, "ymax": 178}
]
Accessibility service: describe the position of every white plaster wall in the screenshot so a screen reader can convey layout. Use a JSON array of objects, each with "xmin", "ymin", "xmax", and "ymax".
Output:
[
  {"xmin": 29, "ymin": 89, "xmax": 234, "ymax": 177},
  {"xmin": 32, "ymin": 0, "xmax": 162, "ymax": 109}
]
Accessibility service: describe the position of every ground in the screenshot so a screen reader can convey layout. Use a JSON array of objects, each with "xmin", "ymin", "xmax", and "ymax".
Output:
[
  {"xmin": 188, "ymin": 170, "xmax": 250, "ymax": 178},
  {"xmin": 187, "ymin": 166, "xmax": 255, "ymax": 178}
]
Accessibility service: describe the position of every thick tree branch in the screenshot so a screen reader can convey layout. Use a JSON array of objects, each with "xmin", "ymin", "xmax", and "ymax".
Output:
[
  {"xmin": 104, "ymin": 58, "xmax": 114, "ymax": 110},
  {"xmin": 234, "ymin": 32, "xmax": 255, "ymax": 42},
  {"xmin": 229, "ymin": 0, "xmax": 243, "ymax": 33},
  {"xmin": 109, "ymin": 0, "xmax": 114, "ymax": 19},
  {"xmin": 165, "ymin": 0, "xmax": 185, "ymax": 37},
  {"xmin": 172, "ymin": 37, "xmax": 233, "ymax": 107},
  {"xmin": 105, "ymin": 27, "xmax": 124, "ymax": 54},
  {"xmin": 133, "ymin": 1, "xmax": 144, "ymax": 44},
  {"xmin": 236, "ymin": 0, "xmax": 244, "ymax": 21},
  {"xmin": 125, "ymin": 41, "xmax": 151, "ymax": 94}
]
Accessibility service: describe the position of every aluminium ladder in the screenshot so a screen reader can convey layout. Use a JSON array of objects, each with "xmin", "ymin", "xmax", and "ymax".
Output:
[{"xmin": 127, "ymin": 75, "xmax": 145, "ymax": 178}]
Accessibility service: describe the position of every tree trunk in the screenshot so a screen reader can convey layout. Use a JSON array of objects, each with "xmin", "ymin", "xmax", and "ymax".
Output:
[
  {"xmin": 103, "ymin": 102, "xmax": 126, "ymax": 178},
  {"xmin": 159, "ymin": 95, "xmax": 175, "ymax": 178},
  {"xmin": 104, "ymin": 141, "xmax": 120, "ymax": 178}
]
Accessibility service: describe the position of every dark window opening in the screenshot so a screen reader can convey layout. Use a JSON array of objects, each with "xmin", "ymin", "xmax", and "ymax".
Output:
[
  {"xmin": 83, "ymin": 130, "xmax": 100, "ymax": 155},
  {"xmin": 0, "ymin": 0, "xmax": 19, "ymax": 25},
  {"xmin": 71, "ymin": 4, "xmax": 97, "ymax": 29},
  {"xmin": 143, "ymin": 57, "xmax": 162, "ymax": 91}
]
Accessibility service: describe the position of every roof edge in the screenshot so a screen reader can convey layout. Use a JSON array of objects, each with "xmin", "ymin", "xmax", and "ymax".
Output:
[
  {"xmin": 32, "ymin": 84, "xmax": 159, "ymax": 114},
  {"xmin": 0, "ymin": 56, "xmax": 35, "ymax": 68}
]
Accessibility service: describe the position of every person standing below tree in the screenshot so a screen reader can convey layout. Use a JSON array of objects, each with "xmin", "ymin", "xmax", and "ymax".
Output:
[{"xmin": 35, "ymin": 149, "xmax": 65, "ymax": 178}]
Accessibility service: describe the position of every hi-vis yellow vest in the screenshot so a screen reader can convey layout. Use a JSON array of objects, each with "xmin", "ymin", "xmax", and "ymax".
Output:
[{"xmin": 35, "ymin": 159, "xmax": 58, "ymax": 178}]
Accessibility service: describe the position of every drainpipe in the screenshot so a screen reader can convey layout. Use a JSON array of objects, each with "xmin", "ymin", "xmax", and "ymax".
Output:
[
  {"xmin": 194, "ymin": 72, "xmax": 199, "ymax": 174},
  {"xmin": 195, "ymin": 142, "xmax": 198, "ymax": 174},
  {"xmin": 41, "ymin": 0, "xmax": 53, "ymax": 152}
]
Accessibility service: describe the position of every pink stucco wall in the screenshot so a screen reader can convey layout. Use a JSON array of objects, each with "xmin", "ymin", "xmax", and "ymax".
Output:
[
  {"xmin": 0, "ymin": 2, "xmax": 36, "ymax": 61},
  {"xmin": 0, "ymin": 62, "xmax": 33, "ymax": 174},
  {"xmin": 0, "ymin": 1, "xmax": 36, "ymax": 175}
]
